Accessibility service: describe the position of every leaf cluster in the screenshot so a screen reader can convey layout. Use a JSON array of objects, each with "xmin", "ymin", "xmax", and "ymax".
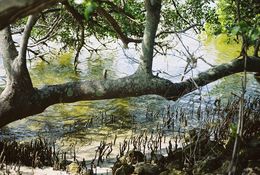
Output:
[
  {"xmin": 206, "ymin": 0, "xmax": 259, "ymax": 45},
  {"xmin": 11, "ymin": 0, "xmax": 259, "ymax": 56}
]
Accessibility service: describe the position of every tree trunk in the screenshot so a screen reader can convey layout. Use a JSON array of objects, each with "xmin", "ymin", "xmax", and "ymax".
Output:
[
  {"xmin": 137, "ymin": 0, "xmax": 161, "ymax": 75},
  {"xmin": 0, "ymin": 15, "xmax": 38, "ymax": 126},
  {"xmin": 0, "ymin": 0, "xmax": 260, "ymax": 128},
  {"xmin": 0, "ymin": 55, "xmax": 260, "ymax": 127}
]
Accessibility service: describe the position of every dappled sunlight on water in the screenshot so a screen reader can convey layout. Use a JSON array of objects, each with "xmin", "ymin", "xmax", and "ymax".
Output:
[{"xmin": 0, "ymin": 33, "xmax": 259, "ymax": 146}]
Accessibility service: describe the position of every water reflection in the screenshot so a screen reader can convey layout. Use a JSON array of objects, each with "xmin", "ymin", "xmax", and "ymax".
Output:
[{"xmin": 0, "ymin": 33, "xmax": 259, "ymax": 144}]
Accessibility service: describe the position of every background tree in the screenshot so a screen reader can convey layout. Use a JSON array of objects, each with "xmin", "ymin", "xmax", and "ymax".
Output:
[{"xmin": 0, "ymin": 0, "xmax": 259, "ymax": 127}]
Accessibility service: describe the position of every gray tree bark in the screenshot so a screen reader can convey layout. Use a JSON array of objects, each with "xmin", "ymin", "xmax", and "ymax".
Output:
[
  {"xmin": 0, "ymin": 0, "xmax": 259, "ymax": 127},
  {"xmin": 137, "ymin": 0, "xmax": 161, "ymax": 75},
  {"xmin": 0, "ymin": 0, "xmax": 62, "ymax": 30}
]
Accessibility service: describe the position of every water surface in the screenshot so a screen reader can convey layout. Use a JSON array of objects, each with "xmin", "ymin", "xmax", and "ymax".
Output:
[{"xmin": 0, "ymin": 33, "xmax": 259, "ymax": 143}]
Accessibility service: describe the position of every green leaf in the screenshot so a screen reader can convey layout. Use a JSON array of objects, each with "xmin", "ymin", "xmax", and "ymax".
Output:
[
  {"xmin": 248, "ymin": 28, "xmax": 260, "ymax": 41},
  {"xmin": 231, "ymin": 26, "xmax": 240, "ymax": 35},
  {"xmin": 84, "ymin": 1, "xmax": 98, "ymax": 20}
]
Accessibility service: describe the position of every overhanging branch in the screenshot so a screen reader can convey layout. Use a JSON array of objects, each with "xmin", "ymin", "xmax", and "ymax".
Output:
[
  {"xmin": 62, "ymin": 1, "xmax": 85, "ymax": 24},
  {"xmin": 98, "ymin": 0, "xmax": 136, "ymax": 20},
  {"xmin": 96, "ymin": 7, "xmax": 142, "ymax": 46},
  {"xmin": 37, "ymin": 56, "xmax": 260, "ymax": 107},
  {"xmin": 156, "ymin": 24, "xmax": 202, "ymax": 38},
  {"xmin": 0, "ymin": 0, "xmax": 62, "ymax": 30},
  {"xmin": 0, "ymin": 56, "xmax": 259, "ymax": 127},
  {"xmin": 166, "ymin": 56, "xmax": 260, "ymax": 100}
]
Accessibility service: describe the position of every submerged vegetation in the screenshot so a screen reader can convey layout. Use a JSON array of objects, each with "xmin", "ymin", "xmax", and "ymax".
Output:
[
  {"xmin": 0, "ymin": 96, "xmax": 259, "ymax": 174},
  {"xmin": 0, "ymin": 0, "xmax": 259, "ymax": 174}
]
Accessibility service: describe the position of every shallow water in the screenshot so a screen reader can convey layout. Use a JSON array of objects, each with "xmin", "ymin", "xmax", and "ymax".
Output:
[
  {"xmin": 0, "ymin": 33, "xmax": 260, "ymax": 175},
  {"xmin": 0, "ymin": 33, "xmax": 259, "ymax": 143}
]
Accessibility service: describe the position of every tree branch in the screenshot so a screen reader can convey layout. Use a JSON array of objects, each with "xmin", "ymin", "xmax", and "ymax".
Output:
[
  {"xmin": 166, "ymin": 56, "xmax": 260, "ymax": 100},
  {"xmin": 171, "ymin": 0, "xmax": 190, "ymax": 25},
  {"xmin": 27, "ymin": 48, "xmax": 50, "ymax": 64},
  {"xmin": 0, "ymin": 56, "xmax": 260, "ymax": 127},
  {"xmin": 171, "ymin": 0, "xmax": 199, "ymax": 33},
  {"xmin": 0, "ymin": 0, "xmax": 62, "ymax": 30},
  {"xmin": 29, "ymin": 15, "xmax": 62, "ymax": 47},
  {"xmin": 38, "ymin": 56, "xmax": 260, "ymax": 106},
  {"xmin": 18, "ymin": 14, "xmax": 39, "ymax": 64},
  {"xmin": 62, "ymin": 1, "xmax": 85, "ymax": 24},
  {"xmin": 74, "ymin": 24, "xmax": 85, "ymax": 70},
  {"xmin": 97, "ymin": 0, "xmax": 136, "ymax": 20},
  {"xmin": 156, "ymin": 24, "xmax": 202, "ymax": 38},
  {"xmin": 96, "ymin": 7, "xmax": 142, "ymax": 46}
]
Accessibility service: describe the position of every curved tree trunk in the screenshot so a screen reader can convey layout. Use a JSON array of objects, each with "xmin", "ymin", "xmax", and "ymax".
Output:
[{"xmin": 0, "ymin": 0, "xmax": 260, "ymax": 127}]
